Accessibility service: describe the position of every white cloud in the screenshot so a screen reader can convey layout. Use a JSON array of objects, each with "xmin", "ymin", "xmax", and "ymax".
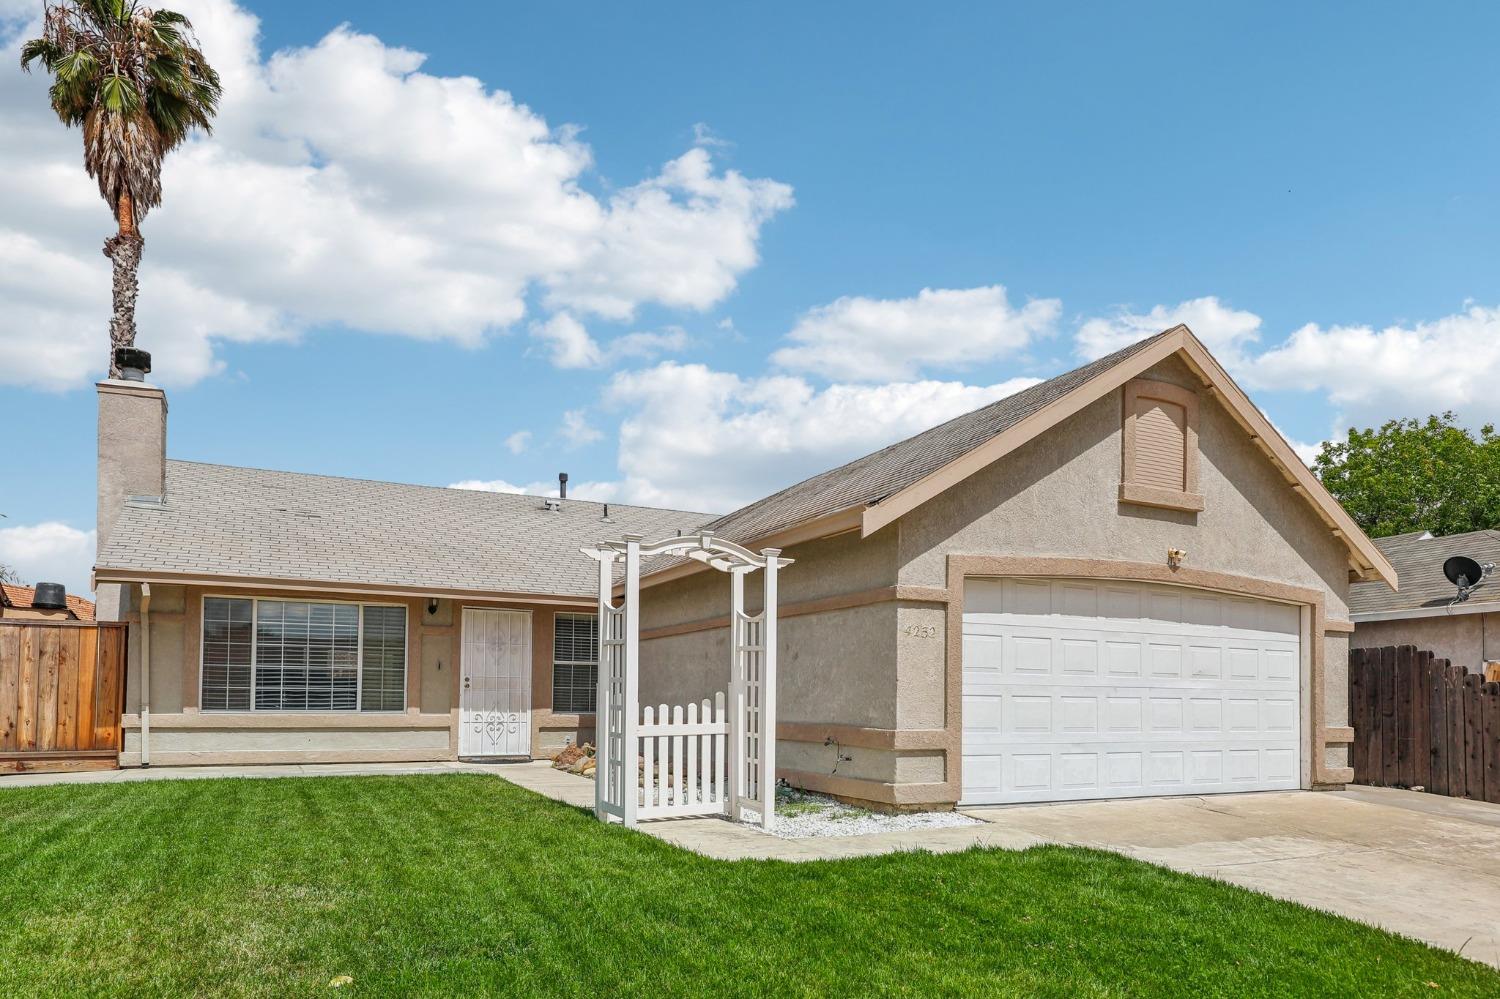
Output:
[
  {"xmin": 504, "ymin": 430, "xmax": 532, "ymax": 455},
  {"xmin": 0, "ymin": 521, "xmax": 95, "ymax": 595},
  {"xmin": 528, "ymin": 312, "xmax": 689, "ymax": 369},
  {"xmin": 1243, "ymin": 306, "xmax": 1500, "ymax": 425},
  {"xmin": 0, "ymin": 1, "xmax": 791, "ymax": 389},
  {"xmin": 543, "ymin": 147, "xmax": 792, "ymax": 321},
  {"xmin": 448, "ymin": 478, "xmax": 527, "ymax": 494},
  {"xmin": 560, "ymin": 409, "xmax": 603, "ymax": 446},
  {"xmin": 449, "ymin": 476, "xmax": 624, "ymax": 503},
  {"xmin": 1076, "ymin": 296, "xmax": 1263, "ymax": 365},
  {"xmin": 597, "ymin": 361, "xmax": 1041, "ymax": 512},
  {"xmin": 772, "ymin": 285, "xmax": 1060, "ymax": 382},
  {"xmin": 529, "ymin": 313, "xmax": 601, "ymax": 369}
]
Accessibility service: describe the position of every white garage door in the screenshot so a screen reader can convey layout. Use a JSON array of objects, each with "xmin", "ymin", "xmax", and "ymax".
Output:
[{"xmin": 961, "ymin": 578, "xmax": 1301, "ymax": 805}]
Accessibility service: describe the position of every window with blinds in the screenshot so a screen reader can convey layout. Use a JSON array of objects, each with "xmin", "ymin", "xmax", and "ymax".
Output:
[
  {"xmin": 200, "ymin": 598, "xmax": 406, "ymax": 712},
  {"xmin": 1121, "ymin": 378, "xmax": 1204, "ymax": 512},
  {"xmin": 553, "ymin": 612, "xmax": 599, "ymax": 713}
]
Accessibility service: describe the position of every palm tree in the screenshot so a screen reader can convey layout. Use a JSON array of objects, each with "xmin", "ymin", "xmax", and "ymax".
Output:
[{"xmin": 21, "ymin": 1, "xmax": 221, "ymax": 377}]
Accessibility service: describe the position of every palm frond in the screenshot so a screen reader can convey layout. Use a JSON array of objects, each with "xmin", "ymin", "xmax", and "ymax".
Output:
[{"xmin": 23, "ymin": 0, "xmax": 220, "ymax": 219}]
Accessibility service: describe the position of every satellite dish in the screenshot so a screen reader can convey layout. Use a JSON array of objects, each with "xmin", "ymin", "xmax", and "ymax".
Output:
[{"xmin": 1444, "ymin": 555, "xmax": 1494, "ymax": 603}]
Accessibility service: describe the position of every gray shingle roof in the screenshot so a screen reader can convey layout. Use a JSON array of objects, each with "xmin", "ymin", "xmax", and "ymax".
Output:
[
  {"xmin": 96, "ymin": 461, "xmax": 715, "ymax": 598},
  {"xmin": 700, "ymin": 330, "xmax": 1176, "ymax": 544},
  {"xmin": 1350, "ymin": 528, "xmax": 1500, "ymax": 617}
]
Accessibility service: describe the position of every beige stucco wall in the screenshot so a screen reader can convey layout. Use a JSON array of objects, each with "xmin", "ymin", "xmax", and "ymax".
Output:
[
  {"xmin": 1351, "ymin": 614, "xmax": 1496, "ymax": 673},
  {"xmin": 637, "ymin": 528, "xmax": 906, "ymax": 786},
  {"xmin": 118, "ymin": 583, "xmax": 595, "ymax": 765},
  {"xmin": 895, "ymin": 357, "xmax": 1352, "ymax": 612},
  {"xmin": 637, "ymin": 355, "xmax": 1361, "ymax": 808}
]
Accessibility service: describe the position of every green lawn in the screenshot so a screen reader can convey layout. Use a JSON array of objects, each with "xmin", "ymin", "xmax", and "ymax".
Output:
[{"xmin": 0, "ymin": 775, "xmax": 1493, "ymax": 997}]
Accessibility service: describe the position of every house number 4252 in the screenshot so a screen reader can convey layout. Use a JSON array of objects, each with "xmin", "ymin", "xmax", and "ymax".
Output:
[{"xmin": 903, "ymin": 624, "xmax": 938, "ymax": 639}]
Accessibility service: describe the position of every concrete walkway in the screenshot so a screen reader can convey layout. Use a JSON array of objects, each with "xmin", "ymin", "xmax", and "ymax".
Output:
[
  {"xmin": 7, "ymin": 761, "xmax": 1497, "ymax": 965},
  {"xmin": 961, "ymin": 789, "xmax": 1500, "ymax": 968}
]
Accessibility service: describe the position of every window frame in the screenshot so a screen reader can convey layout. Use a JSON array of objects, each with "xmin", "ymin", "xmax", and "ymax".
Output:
[
  {"xmin": 198, "ymin": 594, "xmax": 408, "ymax": 713},
  {"xmin": 551, "ymin": 611, "xmax": 599, "ymax": 715},
  {"xmin": 1119, "ymin": 377, "xmax": 1204, "ymax": 513}
]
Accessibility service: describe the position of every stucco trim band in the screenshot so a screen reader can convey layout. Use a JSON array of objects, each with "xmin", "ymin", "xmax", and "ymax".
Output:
[
  {"xmin": 777, "ymin": 722, "xmax": 949, "ymax": 750},
  {"xmin": 92, "ymin": 570, "xmax": 594, "ymax": 608},
  {"xmin": 777, "ymin": 767, "xmax": 952, "ymax": 809},
  {"xmin": 640, "ymin": 584, "xmax": 949, "ymax": 642},
  {"xmin": 118, "ymin": 749, "xmax": 452, "ymax": 767},
  {"xmin": 943, "ymin": 554, "xmax": 1349, "ymax": 803},
  {"xmin": 122, "ymin": 712, "xmax": 451, "ymax": 730}
]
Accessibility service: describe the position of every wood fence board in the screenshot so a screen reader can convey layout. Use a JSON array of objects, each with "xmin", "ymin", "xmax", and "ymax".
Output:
[
  {"xmin": 75, "ymin": 627, "xmax": 97, "ymax": 752},
  {"xmin": 95, "ymin": 626, "xmax": 124, "ymax": 749},
  {"xmin": 1378, "ymin": 646, "xmax": 1398, "ymax": 785},
  {"xmin": 1414, "ymin": 650, "xmax": 1432, "ymax": 790},
  {"xmin": 35, "ymin": 628, "xmax": 60, "ymax": 751},
  {"xmin": 16, "ymin": 626, "xmax": 38, "ymax": 751},
  {"xmin": 1464, "ymin": 674, "xmax": 1486, "ymax": 801},
  {"xmin": 1396, "ymin": 646, "xmax": 1415, "ymax": 787},
  {"xmin": 0, "ymin": 626, "xmax": 19, "ymax": 751},
  {"xmin": 1350, "ymin": 651, "xmax": 1370, "ymax": 780},
  {"xmin": 1485, "ymin": 683, "xmax": 1500, "ymax": 805},
  {"xmin": 1446, "ymin": 663, "xmax": 1466, "ymax": 796},
  {"xmin": 54, "ymin": 628, "xmax": 79, "ymax": 751},
  {"xmin": 1429, "ymin": 655, "xmax": 1449, "ymax": 796}
]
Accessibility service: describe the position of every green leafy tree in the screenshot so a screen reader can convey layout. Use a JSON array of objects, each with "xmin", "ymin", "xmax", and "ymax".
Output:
[
  {"xmin": 1314, "ymin": 412, "xmax": 1500, "ymax": 538},
  {"xmin": 21, "ymin": 0, "xmax": 221, "ymax": 376}
]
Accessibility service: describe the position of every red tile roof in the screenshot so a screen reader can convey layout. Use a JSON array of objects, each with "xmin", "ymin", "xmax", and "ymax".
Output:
[{"xmin": 0, "ymin": 583, "xmax": 95, "ymax": 620}]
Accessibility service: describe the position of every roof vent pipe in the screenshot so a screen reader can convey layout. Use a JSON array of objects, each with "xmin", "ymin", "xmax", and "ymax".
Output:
[
  {"xmin": 32, "ymin": 582, "xmax": 68, "ymax": 610},
  {"xmin": 558, "ymin": 472, "xmax": 568, "ymax": 499}
]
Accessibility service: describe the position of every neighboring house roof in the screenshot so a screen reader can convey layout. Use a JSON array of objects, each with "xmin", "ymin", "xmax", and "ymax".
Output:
[
  {"xmin": 95, "ymin": 461, "xmax": 715, "ymax": 601},
  {"xmin": 1350, "ymin": 529, "xmax": 1500, "ymax": 621},
  {"xmin": 0, "ymin": 583, "xmax": 95, "ymax": 620},
  {"xmin": 675, "ymin": 325, "xmax": 1397, "ymax": 589}
]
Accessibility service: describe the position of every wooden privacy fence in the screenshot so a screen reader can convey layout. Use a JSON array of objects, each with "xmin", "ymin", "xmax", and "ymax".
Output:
[
  {"xmin": 0, "ymin": 620, "xmax": 126, "ymax": 774},
  {"xmin": 1349, "ymin": 645, "xmax": 1500, "ymax": 804}
]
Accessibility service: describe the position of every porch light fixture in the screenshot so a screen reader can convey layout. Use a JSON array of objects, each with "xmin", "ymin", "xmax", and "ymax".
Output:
[{"xmin": 427, "ymin": 597, "xmax": 439, "ymax": 616}]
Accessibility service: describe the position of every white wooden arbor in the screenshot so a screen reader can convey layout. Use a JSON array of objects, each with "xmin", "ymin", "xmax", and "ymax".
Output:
[{"xmin": 582, "ymin": 533, "xmax": 792, "ymax": 828}]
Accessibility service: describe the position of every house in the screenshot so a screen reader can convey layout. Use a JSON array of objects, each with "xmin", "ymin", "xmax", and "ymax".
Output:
[
  {"xmin": 93, "ymin": 324, "xmax": 1396, "ymax": 809},
  {"xmin": 0, "ymin": 582, "xmax": 95, "ymax": 621},
  {"xmin": 1350, "ymin": 528, "xmax": 1500, "ymax": 672}
]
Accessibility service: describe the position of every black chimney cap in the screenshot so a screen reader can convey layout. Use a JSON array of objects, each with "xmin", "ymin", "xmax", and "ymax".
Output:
[
  {"xmin": 558, "ymin": 471, "xmax": 568, "ymax": 499},
  {"xmin": 114, "ymin": 347, "xmax": 152, "ymax": 377},
  {"xmin": 32, "ymin": 582, "xmax": 67, "ymax": 610}
]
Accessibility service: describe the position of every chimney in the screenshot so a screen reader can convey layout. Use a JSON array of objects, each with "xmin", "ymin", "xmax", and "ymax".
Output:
[
  {"xmin": 97, "ymin": 349, "xmax": 166, "ymax": 619},
  {"xmin": 558, "ymin": 472, "xmax": 568, "ymax": 499}
]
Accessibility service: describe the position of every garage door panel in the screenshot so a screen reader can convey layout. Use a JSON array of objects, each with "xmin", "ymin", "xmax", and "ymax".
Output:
[{"xmin": 961, "ymin": 578, "xmax": 1301, "ymax": 805}]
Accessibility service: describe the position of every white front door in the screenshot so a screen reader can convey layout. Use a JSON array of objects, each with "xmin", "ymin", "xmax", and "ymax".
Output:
[
  {"xmin": 961, "ymin": 578, "xmax": 1301, "ymax": 805},
  {"xmin": 460, "ymin": 608, "xmax": 532, "ymax": 758}
]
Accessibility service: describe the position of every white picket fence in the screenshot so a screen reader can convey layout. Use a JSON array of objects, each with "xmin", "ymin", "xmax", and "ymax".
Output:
[{"xmin": 638, "ymin": 693, "xmax": 730, "ymax": 819}]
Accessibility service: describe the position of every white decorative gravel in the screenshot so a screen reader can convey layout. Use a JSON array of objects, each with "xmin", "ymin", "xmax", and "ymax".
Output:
[{"xmin": 741, "ymin": 785, "xmax": 982, "ymax": 839}]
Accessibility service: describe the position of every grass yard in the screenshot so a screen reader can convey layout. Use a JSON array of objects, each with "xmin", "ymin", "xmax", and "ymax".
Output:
[{"xmin": 1, "ymin": 774, "xmax": 1495, "ymax": 997}]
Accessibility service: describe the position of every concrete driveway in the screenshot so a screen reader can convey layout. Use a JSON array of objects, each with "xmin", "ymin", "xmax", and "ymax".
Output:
[{"xmin": 962, "ymin": 787, "xmax": 1500, "ymax": 968}]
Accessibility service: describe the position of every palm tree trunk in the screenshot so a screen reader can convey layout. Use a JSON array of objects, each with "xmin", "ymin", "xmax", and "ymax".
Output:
[{"xmin": 103, "ymin": 191, "xmax": 143, "ymax": 378}]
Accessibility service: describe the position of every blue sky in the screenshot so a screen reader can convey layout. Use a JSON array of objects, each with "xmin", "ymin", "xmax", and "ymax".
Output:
[{"xmin": 3, "ymin": 0, "xmax": 1499, "ymax": 592}]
